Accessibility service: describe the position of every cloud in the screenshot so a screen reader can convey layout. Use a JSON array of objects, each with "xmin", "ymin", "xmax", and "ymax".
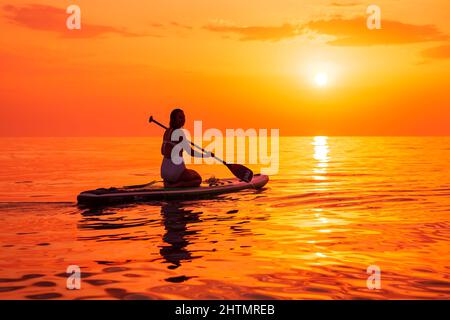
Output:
[
  {"xmin": 329, "ymin": 2, "xmax": 361, "ymax": 7},
  {"xmin": 204, "ymin": 22, "xmax": 301, "ymax": 41},
  {"xmin": 2, "ymin": 4, "xmax": 146, "ymax": 38},
  {"xmin": 170, "ymin": 21, "xmax": 193, "ymax": 30},
  {"xmin": 205, "ymin": 16, "xmax": 448, "ymax": 46},
  {"xmin": 305, "ymin": 17, "xmax": 448, "ymax": 46},
  {"xmin": 421, "ymin": 44, "xmax": 450, "ymax": 60},
  {"xmin": 149, "ymin": 22, "xmax": 165, "ymax": 29},
  {"xmin": 149, "ymin": 21, "xmax": 193, "ymax": 30}
]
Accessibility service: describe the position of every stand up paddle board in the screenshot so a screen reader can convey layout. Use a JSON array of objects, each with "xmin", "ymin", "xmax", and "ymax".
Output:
[{"xmin": 77, "ymin": 174, "xmax": 269, "ymax": 206}]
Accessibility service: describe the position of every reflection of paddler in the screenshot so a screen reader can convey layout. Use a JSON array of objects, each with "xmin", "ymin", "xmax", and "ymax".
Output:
[{"xmin": 159, "ymin": 202, "xmax": 201, "ymax": 269}]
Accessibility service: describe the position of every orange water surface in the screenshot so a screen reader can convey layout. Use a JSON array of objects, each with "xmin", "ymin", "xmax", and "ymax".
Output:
[{"xmin": 0, "ymin": 137, "xmax": 449, "ymax": 299}]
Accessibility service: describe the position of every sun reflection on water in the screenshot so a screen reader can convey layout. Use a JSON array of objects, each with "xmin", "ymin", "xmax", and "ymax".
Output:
[
  {"xmin": 312, "ymin": 136, "xmax": 330, "ymax": 183},
  {"xmin": 1, "ymin": 137, "xmax": 450, "ymax": 299}
]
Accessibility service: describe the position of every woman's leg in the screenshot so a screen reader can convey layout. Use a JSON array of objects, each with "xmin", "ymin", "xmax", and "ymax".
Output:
[
  {"xmin": 182, "ymin": 169, "xmax": 202, "ymax": 186},
  {"xmin": 164, "ymin": 169, "xmax": 202, "ymax": 188}
]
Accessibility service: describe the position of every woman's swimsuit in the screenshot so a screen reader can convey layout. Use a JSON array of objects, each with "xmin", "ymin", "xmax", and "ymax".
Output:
[
  {"xmin": 161, "ymin": 157, "xmax": 186, "ymax": 183},
  {"xmin": 160, "ymin": 129, "xmax": 203, "ymax": 183}
]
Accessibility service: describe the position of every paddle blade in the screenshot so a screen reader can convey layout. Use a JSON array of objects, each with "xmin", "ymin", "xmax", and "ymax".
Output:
[{"xmin": 226, "ymin": 164, "xmax": 254, "ymax": 182}]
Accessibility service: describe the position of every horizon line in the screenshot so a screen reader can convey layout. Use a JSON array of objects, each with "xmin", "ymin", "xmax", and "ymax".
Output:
[{"xmin": 1, "ymin": 135, "xmax": 450, "ymax": 138}]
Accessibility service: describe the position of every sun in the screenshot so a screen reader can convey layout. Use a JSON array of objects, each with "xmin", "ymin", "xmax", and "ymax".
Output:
[{"xmin": 314, "ymin": 72, "xmax": 328, "ymax": 87}]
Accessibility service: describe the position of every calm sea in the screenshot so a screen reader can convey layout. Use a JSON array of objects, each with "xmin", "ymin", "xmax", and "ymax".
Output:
[{"xmin": 0, "ymin": 137, "xmax": 449, "ymax": 299}]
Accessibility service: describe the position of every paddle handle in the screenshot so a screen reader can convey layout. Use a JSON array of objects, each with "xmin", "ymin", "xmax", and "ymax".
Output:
[{"xmin": 149, "ymin": 116, "xmax": 227, "ymax": 165}]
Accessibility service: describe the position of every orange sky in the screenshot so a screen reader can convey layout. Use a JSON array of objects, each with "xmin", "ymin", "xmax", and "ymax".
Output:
[{"xmin": 1, "ymin": 0, "xmax": 450, "ymax": 136}]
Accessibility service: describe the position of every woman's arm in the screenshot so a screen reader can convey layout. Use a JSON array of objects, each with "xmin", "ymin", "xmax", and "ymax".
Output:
[
  {"xmin": 183, "ymin": 139, "xmax": 205, "ymax": 158},
  {"xmin": 178, "ymin": 129, "xmax": 209, "ymax": 158}
]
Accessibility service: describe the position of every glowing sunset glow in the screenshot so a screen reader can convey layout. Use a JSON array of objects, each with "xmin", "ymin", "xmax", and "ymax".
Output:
[
  {"xmin": 314, "ymin": 72, "xmax": 329, "ymax": 87},
  {"xmin": 0, "ymin": 1, "xmax": 449, "ymax": 136},
  {"xmin": 0, "ymin": 1, "xmax": 450, "ymax": 303}
]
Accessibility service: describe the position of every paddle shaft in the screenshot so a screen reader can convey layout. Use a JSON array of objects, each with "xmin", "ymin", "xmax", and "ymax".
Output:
[{"xmin": 149, "ymin": 116, "xmax": 227, "ymax": 165}]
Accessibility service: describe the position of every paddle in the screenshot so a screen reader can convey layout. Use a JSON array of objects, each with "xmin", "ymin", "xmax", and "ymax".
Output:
[{"xmin": 149, "ymin": 116, "xmax": 254, "ymax": 183}]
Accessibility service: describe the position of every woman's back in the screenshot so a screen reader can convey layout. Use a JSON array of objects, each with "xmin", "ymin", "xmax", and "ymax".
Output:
[{"xmin": 160, "ymin": 109, "xmax": 203, "ymax": 187}]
